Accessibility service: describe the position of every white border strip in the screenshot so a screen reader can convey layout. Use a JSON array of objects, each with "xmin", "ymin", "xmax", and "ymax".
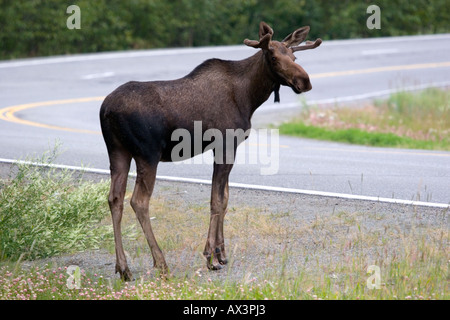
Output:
[{"xmin": 1, "ymin": 158, "xmax": 448, "ymax": 209}]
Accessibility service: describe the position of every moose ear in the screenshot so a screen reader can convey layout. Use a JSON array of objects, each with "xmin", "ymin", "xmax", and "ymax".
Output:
[
  {"xmin": 259, "ymin": 21, "xmax": 273, "ymax": 39},
  {"xmin": 282, "ymin": 26, "xmax": 310, "ymax": 47},
  {"xmin": 244, "ymin": 21, "xmax": 273, "ymax": 50}
]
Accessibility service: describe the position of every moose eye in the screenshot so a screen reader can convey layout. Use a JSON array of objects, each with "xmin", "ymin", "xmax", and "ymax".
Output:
[{"xmin": 271, "ymin": 56, "xmax": 276, "ymax": 62}]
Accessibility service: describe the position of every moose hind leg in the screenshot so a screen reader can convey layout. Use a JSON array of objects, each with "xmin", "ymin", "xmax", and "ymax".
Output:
[
  {"xmin": 216, "ymin": 180, "xmax": 229, "ymax": 265},
  {"xmin": 130, "ymin": 158, "xmax": 168, "ymax": 275},
  {"xmin": 108, "ymin": 151, "xmax": 133, "ymax": 281}
]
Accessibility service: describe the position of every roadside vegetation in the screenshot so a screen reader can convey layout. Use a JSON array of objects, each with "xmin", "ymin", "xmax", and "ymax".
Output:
[
  {"xmin": 0, "ymin": 148, "xmax": 112, "ymax": 261},
  {"xmin": 279, "ymin": 88, "xmax": 450, "ymax": 151},
  {"xmin": 1, "ymin": 244, "xmax": 447, "ymax": 300},
  {"xmin": 1, "ymin": 0, "xmax": 449, "ymax": 59},
  {"xmin": 0, "ymin": 150, "xmax": 448, "ymax": 300}
]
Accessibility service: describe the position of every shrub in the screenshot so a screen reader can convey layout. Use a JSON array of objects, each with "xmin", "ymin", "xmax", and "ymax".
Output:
[{"xmin": 0, "ymin": 150, "xmax": 111, "ymax": 260}]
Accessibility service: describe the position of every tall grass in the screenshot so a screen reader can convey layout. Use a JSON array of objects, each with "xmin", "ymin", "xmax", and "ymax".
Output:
[
  {"xmin": 383, "ymin": 89, "xmax": 449, "ymax": 135},
  {"xmin": 0, "ymin": 149, "xmax": 111, "ymax": 260},
  {"xmin": 279, "ymin": 88, "xmax": 450, "ymax": 150}
]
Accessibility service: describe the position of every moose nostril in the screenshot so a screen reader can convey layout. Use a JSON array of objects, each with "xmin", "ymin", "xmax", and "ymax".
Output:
[{"xmin": 305, "ymin": 79, "xmax": 312, "ymax": 91}]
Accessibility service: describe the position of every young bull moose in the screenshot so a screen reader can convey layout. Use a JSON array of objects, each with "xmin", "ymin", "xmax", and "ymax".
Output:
[{"xmin": 100, "ymin": 22, "xmax": 321, "ymax": 280}]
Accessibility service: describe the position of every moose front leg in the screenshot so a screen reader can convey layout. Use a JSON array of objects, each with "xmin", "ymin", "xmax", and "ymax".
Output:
[
  {"xmin": 204, "ymin": 163, "xmax": 232, "ymax": 270},
  {"xmin": 215, "ymin": 180, "xmax": 229, "ymax": 265},
  {"xmin": 107, "ymin": 150, "xmax": 133, "ymax": 281}
]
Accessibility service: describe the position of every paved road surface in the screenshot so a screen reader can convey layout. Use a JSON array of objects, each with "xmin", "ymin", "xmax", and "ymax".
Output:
[{"xmin": 0, "ymin": 34, "xmax": 449, "ymax": 204}]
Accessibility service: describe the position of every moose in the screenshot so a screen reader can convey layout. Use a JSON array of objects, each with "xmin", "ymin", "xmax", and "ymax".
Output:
[{"xmin": 100, "ymin": 22, "xmax": 321, "ymax": 280}]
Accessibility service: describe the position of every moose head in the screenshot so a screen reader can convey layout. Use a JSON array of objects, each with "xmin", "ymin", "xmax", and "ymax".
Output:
[{"xmin": 244, "ymin": 21, "xmax": 322, "ymax": 99}]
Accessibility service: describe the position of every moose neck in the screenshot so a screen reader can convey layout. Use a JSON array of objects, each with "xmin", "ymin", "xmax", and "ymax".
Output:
[{"xmin": 234, "ymin": 50, "xmax": 279, "ymax": 120}]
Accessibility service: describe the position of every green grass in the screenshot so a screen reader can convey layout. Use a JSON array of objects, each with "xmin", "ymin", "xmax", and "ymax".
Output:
[
  {"xmin": 279, "ymin": 122, "xmax": 436, "ymax": 149},
  {"xmin": 279, "ymin": 88, "xmax": 450, "ymax": 150}
]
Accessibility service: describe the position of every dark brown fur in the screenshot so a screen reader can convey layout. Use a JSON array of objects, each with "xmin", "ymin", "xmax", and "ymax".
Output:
[{"xmin": 100, "ymin": 22, "xmax": 321, "ymax": 280}]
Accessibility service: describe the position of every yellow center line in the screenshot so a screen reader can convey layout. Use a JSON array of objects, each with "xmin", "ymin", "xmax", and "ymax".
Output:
[
  {"xmin": 310, "ymin": 61, "xmax": 450, "ymax": 79},
  {"xmin": 0, "ymin": 97, "xmax": 105, "ymax": 135}
]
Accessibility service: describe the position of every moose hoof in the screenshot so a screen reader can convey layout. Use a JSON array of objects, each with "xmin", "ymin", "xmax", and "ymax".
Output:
[
  {"xmin": 205, "ymin": 255, "xmax": 224, "ymax": 271},
  {"xmin": 204, "ymin": 247, "xmax": 227, "ymax": 270},
  {"xmin": 116, "ymin": 265, "xmax": 134, "ymax": 282},
  {"xmin": 217, "ymin": 250, "xmax": 228, "ymax": 265},
  {"xmin": 207, "ymin": 260, "xmax": 224, "ymax": 271},
  {"xmin": 154, "ymin": 262, "xmax": 169, "ymax": 277}
]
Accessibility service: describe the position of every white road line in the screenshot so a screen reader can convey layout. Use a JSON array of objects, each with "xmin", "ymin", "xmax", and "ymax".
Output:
[
  {"xmin": 81, "ymin": 71, "xmax": 115, "ymax": 80},
  {"xmin": 1, "ymin": 158, "xmax": 448, "ymax": 209},
  {"xmin": 361, "ymin": 48, "xmax": 399, "ymax": 55}
]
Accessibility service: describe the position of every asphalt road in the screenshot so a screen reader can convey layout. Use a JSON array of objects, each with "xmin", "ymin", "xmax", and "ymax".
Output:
[{"xmin": 0, "ymin": 34, "xmax": 449, "ymax": 204}]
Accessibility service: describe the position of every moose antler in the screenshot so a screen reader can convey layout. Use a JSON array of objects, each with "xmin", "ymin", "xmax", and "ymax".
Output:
[
  {"xmin": 244, "ymin": 33, "xmax": 272, "ymax": 49},
  {"xmin": 281, "ymin": 25, "xmax": 322, "ymax": 52},
  {"xmin": 291, "ymin": 38, "xmax": 322, "ymax": 52}
]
